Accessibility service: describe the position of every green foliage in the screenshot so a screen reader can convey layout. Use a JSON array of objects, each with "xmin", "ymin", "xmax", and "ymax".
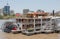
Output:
[
  {"xmin": 0, "ymin": 15, "xmax": 3, "ymax": 19},
  {"xmin": 12, "ymin": 14, "xmax": 15, "ymax": 16}
]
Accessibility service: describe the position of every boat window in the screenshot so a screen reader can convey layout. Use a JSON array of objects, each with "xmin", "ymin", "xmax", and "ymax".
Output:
[
  {"xmin": 36, "ymin": 29, "xmax": 40, "ymax": 31},
  {"xmin": 42, "ymin": 18, "xmax": 50, "ymax": 21},
  {"xmin": 35, "ymin": 19, "xmax": 41, "ymax": 21},
  {"xmin": 16, "ymin": 19, "xmax": 19, "ymax": 22},
  {"xmin": 28, "ymin": 19, "xmax": 34, "ymax": 22},
  {"xmin": 42, "ymin": 23, "xmax": 46, "ymax": 25},
  {"xmin": 27, "ymin": 24, "xmax": 34, "ymax": 28},
  {"xmin": 35, "ymin": 24, "xmax": 41, "ymax": 26},
  {"xmin": 19, "ymin": 19, "xmax": 22, "ymax": 22},
  {"xmin": 22, "ymin": 19, "xmax": 27, "ymax": 23}
]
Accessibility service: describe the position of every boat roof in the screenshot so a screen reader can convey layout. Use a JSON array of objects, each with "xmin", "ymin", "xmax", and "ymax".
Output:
[{"xmin": 51, "ymin": 16, "xmax": 60, "ymax": 19}]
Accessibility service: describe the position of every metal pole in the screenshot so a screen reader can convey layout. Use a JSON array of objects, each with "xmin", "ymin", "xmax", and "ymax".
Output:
[
  {"xmin": 34, "ymin": 17, "xmax": 35, "ymax": 32},
  {"xmin": 40, "ymin": 16, "xmax": 42, "ymax": 32}
]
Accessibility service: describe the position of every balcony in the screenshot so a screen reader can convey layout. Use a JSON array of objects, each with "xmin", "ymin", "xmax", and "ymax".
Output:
[{"xmin": 35, "ymin": 21, "xmax": 41, "ymax": 24}]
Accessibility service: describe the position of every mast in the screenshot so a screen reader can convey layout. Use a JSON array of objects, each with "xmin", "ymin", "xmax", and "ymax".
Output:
[{"xmin": 53, "ymin": 10, "xmax": 55, "ymax": 16}]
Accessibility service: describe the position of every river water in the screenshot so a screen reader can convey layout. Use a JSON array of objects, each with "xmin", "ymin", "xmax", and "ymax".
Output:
[
  {"xmin": 0, "ymin": 19, "xmax": 15, "ymax": 29},
  {"xmin": 0, "ymin": 20, "xmax": 7, "ymax": 28}
]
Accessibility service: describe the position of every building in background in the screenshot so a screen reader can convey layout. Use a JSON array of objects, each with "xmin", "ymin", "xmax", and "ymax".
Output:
[
  {"xmin": 10, "ymin": 10, "xmax": 14, "ymax": 15},
  {"xmin": 28, "ymin": 11, "xmax": 34, "ymax": 14},
  {"xmin": 3, "ymin": 3, "xmax": 10, "ymax": 16},
  {"xmin": 23, "ymin": 9, "xmax": 29, "ymax": 14},
  {"xmin": 16, "ymin": 13, "xmax": 21, "ymax": 17},
  {"xmin": 54, "ymin": 11, "xmax": 60, "ymax": 16},
  {"xmin": 0, "ymin": 9, "xmax": 3, "ymax": 16},
  {"xmin": 36, "ymin": 9, "xmax": 44, "ymax": 13}
]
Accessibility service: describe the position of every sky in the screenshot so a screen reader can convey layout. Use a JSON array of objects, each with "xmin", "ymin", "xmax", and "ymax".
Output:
[{"xmin": 0, "ymin": 0, "xmax": 60, "ymax": 13}]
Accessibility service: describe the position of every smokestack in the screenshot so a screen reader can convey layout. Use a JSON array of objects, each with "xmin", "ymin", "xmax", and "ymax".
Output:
[{"xmin": 53, "ymin": 10, "xmax": 54, "ymax": 16}]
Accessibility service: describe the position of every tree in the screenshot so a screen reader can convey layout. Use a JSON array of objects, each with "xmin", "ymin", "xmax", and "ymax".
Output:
[{"xmin": 0, "ymin": 15, "xmax": 3, "ymax": 19}]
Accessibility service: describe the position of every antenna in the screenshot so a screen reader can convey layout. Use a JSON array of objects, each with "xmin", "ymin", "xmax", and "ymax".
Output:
[
  {"xmin": 6, "ymin": 0, "xmax": 9, "ymax": 6},
  {"xmin": 7, "ymin": 3, "xmax": 8, "ymax": 5},
  {"xmin": 53, "ymin": 10, "xmax": 55, "ymax": 16}
]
